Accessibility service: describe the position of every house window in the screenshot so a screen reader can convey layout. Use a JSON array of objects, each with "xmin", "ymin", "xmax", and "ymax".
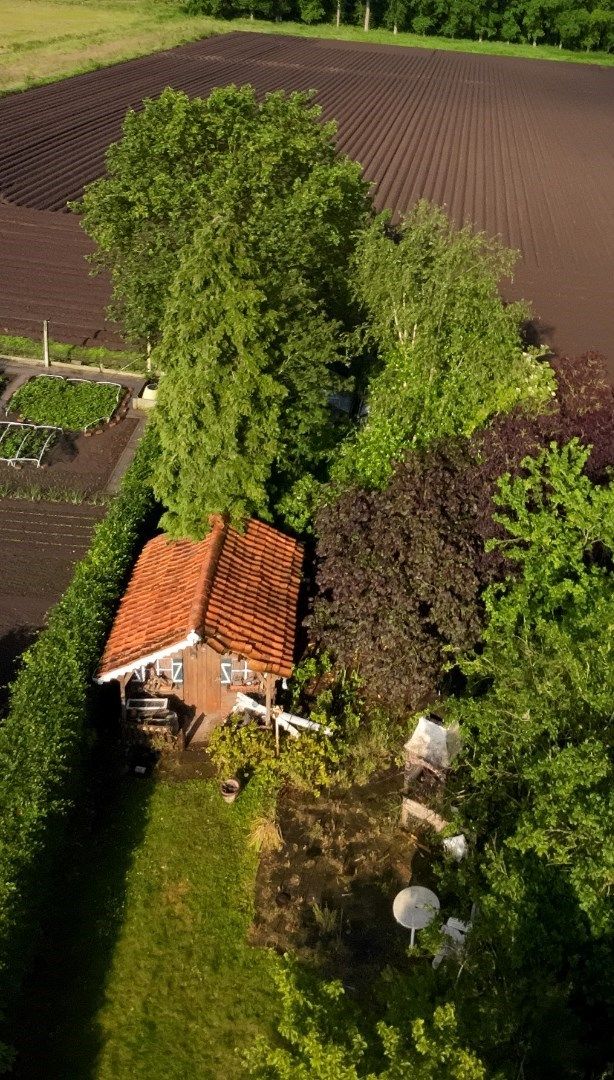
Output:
[
  {"xmin": 154, "ymin": 657, "xmax": 184, "ymax": 685},
  {"xmin": 221, "ymin": 656, "xmax": 258, "ymax": 686}
]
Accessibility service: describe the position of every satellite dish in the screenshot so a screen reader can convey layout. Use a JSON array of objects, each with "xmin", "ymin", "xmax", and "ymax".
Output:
[{"xmin": 393, "ymin": 885, "xmax": 440, "ymax": 946}]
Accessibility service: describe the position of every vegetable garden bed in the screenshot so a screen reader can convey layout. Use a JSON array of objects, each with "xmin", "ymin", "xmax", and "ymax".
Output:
[
  {"xmin": 8, "ymin": 375, "xmax": 123, "ymax": 432},
  {"xmin": 0, "ymin": 421, "xmax": 59, "ymax": 466}
]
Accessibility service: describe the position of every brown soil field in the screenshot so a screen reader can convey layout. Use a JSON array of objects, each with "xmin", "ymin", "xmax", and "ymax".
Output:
[
  {"xmin": 0, "ymin": 498, "xmax": 105, "ymax": 701},
  {"xmin": 0, "ymin": 32, "xmax": 613, "ymax": 367}
]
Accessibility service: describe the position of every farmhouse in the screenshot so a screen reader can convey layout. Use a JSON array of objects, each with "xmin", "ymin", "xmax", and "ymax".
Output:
[{"xmin": 96, "ymin": 515, "xmax": 303, "ymax": 745}]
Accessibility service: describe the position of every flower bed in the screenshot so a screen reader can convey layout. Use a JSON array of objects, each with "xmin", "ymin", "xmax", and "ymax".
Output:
[{"xmin": 8, "ymin": 375, "xmax": 123, "ymax": 432}]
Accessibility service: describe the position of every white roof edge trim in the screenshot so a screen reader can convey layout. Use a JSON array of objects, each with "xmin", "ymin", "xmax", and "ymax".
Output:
[{"xmin": 95, "ymin": 630, "xmax": 201, "ymax": 684}]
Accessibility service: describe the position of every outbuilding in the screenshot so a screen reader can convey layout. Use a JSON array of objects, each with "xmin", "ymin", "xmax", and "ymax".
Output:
[{"xmin": 96, "ymin": 515, "xmax": 303, "ymax": 746}]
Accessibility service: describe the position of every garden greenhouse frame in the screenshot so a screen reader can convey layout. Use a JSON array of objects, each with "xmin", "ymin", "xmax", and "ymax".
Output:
[{"xmin": 0, "ymin": 420, "xmax": 61, "ymax": 467}]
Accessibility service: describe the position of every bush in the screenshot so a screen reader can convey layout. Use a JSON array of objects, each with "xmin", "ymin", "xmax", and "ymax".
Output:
[
  {"xmin": 209, "ymin": 655, "xmax": 402, "ymax": 793},
  {"xmin": 209, "ymin": 712, "xmax": 342, "ymax": 793},
  {"xmin": 0, "ymin": 423, "xmax": 159, "ymax": 1060}
]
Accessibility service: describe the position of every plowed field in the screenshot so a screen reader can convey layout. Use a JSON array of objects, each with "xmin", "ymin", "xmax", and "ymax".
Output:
[
  {"xmin": 0, "ymin": 499, "xmax": 105, "ymax": 700},
  {"xmin": 1, "ymin": 31, "xmax": 613, "ymax": 366}
]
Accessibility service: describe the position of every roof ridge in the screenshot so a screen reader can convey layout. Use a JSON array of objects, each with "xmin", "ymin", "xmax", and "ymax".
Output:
[{"xmin": 188, "ymin": 515, "xmax": 228, "ymax": 636}]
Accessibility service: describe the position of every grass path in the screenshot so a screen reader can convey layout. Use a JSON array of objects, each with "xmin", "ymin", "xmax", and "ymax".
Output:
[
  {"xmin": 1, "ymin": 0, "xmax": 613, "ymax": 95},
  {"xmin": 13, "ymin": 764, "xmax": 279, "ymax": 1079}
]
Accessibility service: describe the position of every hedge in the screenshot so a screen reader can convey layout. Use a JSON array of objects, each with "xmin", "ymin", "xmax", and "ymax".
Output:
[{"xmin": 0, "ymin": 422, "xmax": 159, "ymax": 1063}]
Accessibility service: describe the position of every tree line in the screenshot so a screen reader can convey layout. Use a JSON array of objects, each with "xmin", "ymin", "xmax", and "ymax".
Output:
[{"xmin": 186, "ymin": 0, "xmax": 614, "ymax": 52}]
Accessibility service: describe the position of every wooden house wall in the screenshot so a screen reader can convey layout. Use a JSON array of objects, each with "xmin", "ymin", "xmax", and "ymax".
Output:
[{"xmin": 120, "ymin": 643, "xmax": 271, "ymax": 742}]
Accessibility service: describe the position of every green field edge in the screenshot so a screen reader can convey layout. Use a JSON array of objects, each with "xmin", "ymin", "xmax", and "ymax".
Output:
[
  {"xmin": 0, "ymin": 333, "xmax": 147, "ymax": 375},
  {"xmin": 1, "ymin": 12, "xmax": 613, "ymax": 98}
]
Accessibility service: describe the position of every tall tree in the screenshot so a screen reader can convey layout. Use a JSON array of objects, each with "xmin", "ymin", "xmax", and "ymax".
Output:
[
  {"xmin": 143, "ymin": 89, "xmax": 370, "ymax": 536},
  {"xmin": 333, "ymin": 202, "xmax": 555, "ymax": 491},
  {"xmin": 312, "ymin": 353, "xmax": 614, "ymax": 715},
  {"xmin": 152, "ymin": 221, "xmax": 344, "ymax": 535},
  {"xmin": 77, "ymin": 86, "xmax": 369, "ymax": 344},
  {"xmin": 437, "ymin": 441, "xmax": 614, "ymax": 1075}
]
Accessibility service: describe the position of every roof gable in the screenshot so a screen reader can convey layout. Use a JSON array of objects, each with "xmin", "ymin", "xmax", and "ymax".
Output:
[{"xmin": 97, "ymin": 517, "xmax": 303, "ymax": 681}]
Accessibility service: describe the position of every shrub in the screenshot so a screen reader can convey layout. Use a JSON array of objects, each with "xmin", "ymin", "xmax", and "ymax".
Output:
[
  {"xmin": 0, "ymin": 423, "xmax": 159, "ymax": 1058},
  {"xmin": 209, "ymin": 656, "xmax": 400, "ymax": 793},
  {"xmin": 209, "ymin": 712, "xmax": 342, "ymax": 794},
  {"xmin": 312, "ymin": 353, "xmax": 614, "ymax": 716}
]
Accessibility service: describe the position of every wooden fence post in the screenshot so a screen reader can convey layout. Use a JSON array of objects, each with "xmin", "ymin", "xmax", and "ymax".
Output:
[{"xmin": 43, "ymin": 320, "xmax": 50, "ymax": 367}]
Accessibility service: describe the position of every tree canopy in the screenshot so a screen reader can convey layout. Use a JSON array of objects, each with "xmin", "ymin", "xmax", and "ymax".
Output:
[
  {"xmin": 112, "ymin": 87, "xmax": 372, "ymax": 536},
  {"xmin": 431, "ymin": 440, "xmax": 614, "ymax": 1075},
  {"xmin": 78, "ymin": 85, "xmax": 369, "ymax": 343},
  {"xmin": 245, "ymin": 960, "xmax": 486, "ymax": 1079},
  {"xmin": 333, "ymin": 202, "xmax": 555, "ymax": 490},
  {"xmin": 312, "ymin": 352, "xmax": 614, "ymax": 715},
  {"xmin": 184, "ymin": 0, "xmax": 614, "ymax": 53}
]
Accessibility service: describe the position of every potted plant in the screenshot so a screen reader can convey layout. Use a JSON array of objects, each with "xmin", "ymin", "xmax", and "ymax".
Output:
[{"xmin": 220, "ymin": 778, "xmax": 240, "ymax": 804}]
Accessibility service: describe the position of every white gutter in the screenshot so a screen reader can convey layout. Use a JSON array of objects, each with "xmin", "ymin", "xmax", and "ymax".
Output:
[{"xmin": 95, "ymin": 630, "xmax": 201, "ymax": 684}]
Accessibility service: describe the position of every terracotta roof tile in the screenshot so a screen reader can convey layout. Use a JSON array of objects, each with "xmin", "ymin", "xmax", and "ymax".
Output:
[{"xmin": 98, "ymin": 517, "xmax": 303, "ymax": 680}]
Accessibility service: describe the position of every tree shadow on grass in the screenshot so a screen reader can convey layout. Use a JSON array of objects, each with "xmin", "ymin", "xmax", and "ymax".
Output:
[{"xmin": 11, "ymin": 694, "xmax": 154, "ymax": 1080}]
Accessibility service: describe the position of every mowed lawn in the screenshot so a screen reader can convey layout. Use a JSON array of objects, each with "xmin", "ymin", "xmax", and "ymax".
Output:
[
  {"xmin": 2, "ymin": 0, "xmax": 613, "ymax": 95},
  {"xmin": 14, "ymin": 770, "xmax": 279, "ymax": 1079},
  {"xmin": 0, "ymin": 0, "xmax": 223, "ymax": 94}
]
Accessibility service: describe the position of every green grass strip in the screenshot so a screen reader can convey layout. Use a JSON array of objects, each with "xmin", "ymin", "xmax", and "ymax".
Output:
[
  {"xmin": 93, "ymin": 776, "xmax": 279, "ymax": 1079},
  {"xmin": 0, "ymin": 333, "xmax": 146, "ymax": 374}
]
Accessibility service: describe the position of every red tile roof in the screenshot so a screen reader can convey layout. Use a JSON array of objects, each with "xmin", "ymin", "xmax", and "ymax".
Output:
[{"xmin": 97, "ymin": 517, "xmax": 303, "ymax": 680}]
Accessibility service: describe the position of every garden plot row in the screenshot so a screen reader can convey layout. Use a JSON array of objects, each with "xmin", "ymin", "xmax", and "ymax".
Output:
[
  {"xmin": 0, "ymin": 374, "xmax": 127, "ymax": 466},
  {"xmin": 0, "ymin": 498, "xmax": 105, "ymax": 696}
]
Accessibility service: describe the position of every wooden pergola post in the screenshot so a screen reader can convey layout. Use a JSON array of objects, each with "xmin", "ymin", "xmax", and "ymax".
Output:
[
  {"xmin": 43, "ymin": 320, "xmax": 50, "ymax": 367},
  {"xmin": 264, "ymin": 673, "xmax": 279, "ymax": 756}
]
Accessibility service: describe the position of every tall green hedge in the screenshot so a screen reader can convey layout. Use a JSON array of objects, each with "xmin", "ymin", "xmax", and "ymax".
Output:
[{"xmin": 0, "ymin": 423, "xmax": 159, "ymax": 1063}]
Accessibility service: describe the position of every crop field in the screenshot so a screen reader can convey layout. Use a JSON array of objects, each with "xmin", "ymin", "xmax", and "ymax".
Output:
[
  {"xmin": 0, "ymin": 498, "xmax": 105, "ymax": 697},
  {"xmin": 0, "ymin": 31, "xmax": 613, "ymax": 367}
]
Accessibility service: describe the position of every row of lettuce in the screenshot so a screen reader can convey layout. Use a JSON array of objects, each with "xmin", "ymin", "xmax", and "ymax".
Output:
[{"xmin": 0, "ymin": 425, "xmax": 159, "ymax": 1069}]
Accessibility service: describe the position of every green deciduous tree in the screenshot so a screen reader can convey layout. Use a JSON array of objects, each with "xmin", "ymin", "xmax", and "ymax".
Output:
[
  {"xmin": 77, "ymin": 86, "xmax": 369, "ymax": 344},
  {"xmin": 141, "ymin": 88, "xmax": 370, "ymax": 535},
  {"xmin": 333, "ymin": 202, "xmax": 555, "ymax": 490},
  {"xmin": 428, "ymin": 441, "xmax": 614, "ymax": 1074},
  {"xmin": 152, "ymin": 222, "xmax": 343, "ymax": 534},
  {"xmin": 449, "ymin": 440, "xmax": 614, "ymax": 927},
  {"xmin": 244, "ymin": 960, "xmax": 485, "ymax": 1079}
]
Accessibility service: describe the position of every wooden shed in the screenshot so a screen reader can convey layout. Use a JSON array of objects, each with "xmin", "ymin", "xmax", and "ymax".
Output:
[{"xmin": 96, "ymin": 515, "xmax": 303, "ymax": 745}]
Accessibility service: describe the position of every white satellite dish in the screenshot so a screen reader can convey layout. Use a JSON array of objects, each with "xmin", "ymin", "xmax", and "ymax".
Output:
[{"xmin": 393, "ymin": 885, "xmax": 440, "ymax": 946}]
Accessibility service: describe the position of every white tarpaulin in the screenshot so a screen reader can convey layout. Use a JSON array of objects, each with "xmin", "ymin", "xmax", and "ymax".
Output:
[{"xmin": 404, "ymin": 716, "xmax": 461, "ymax": 772}]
